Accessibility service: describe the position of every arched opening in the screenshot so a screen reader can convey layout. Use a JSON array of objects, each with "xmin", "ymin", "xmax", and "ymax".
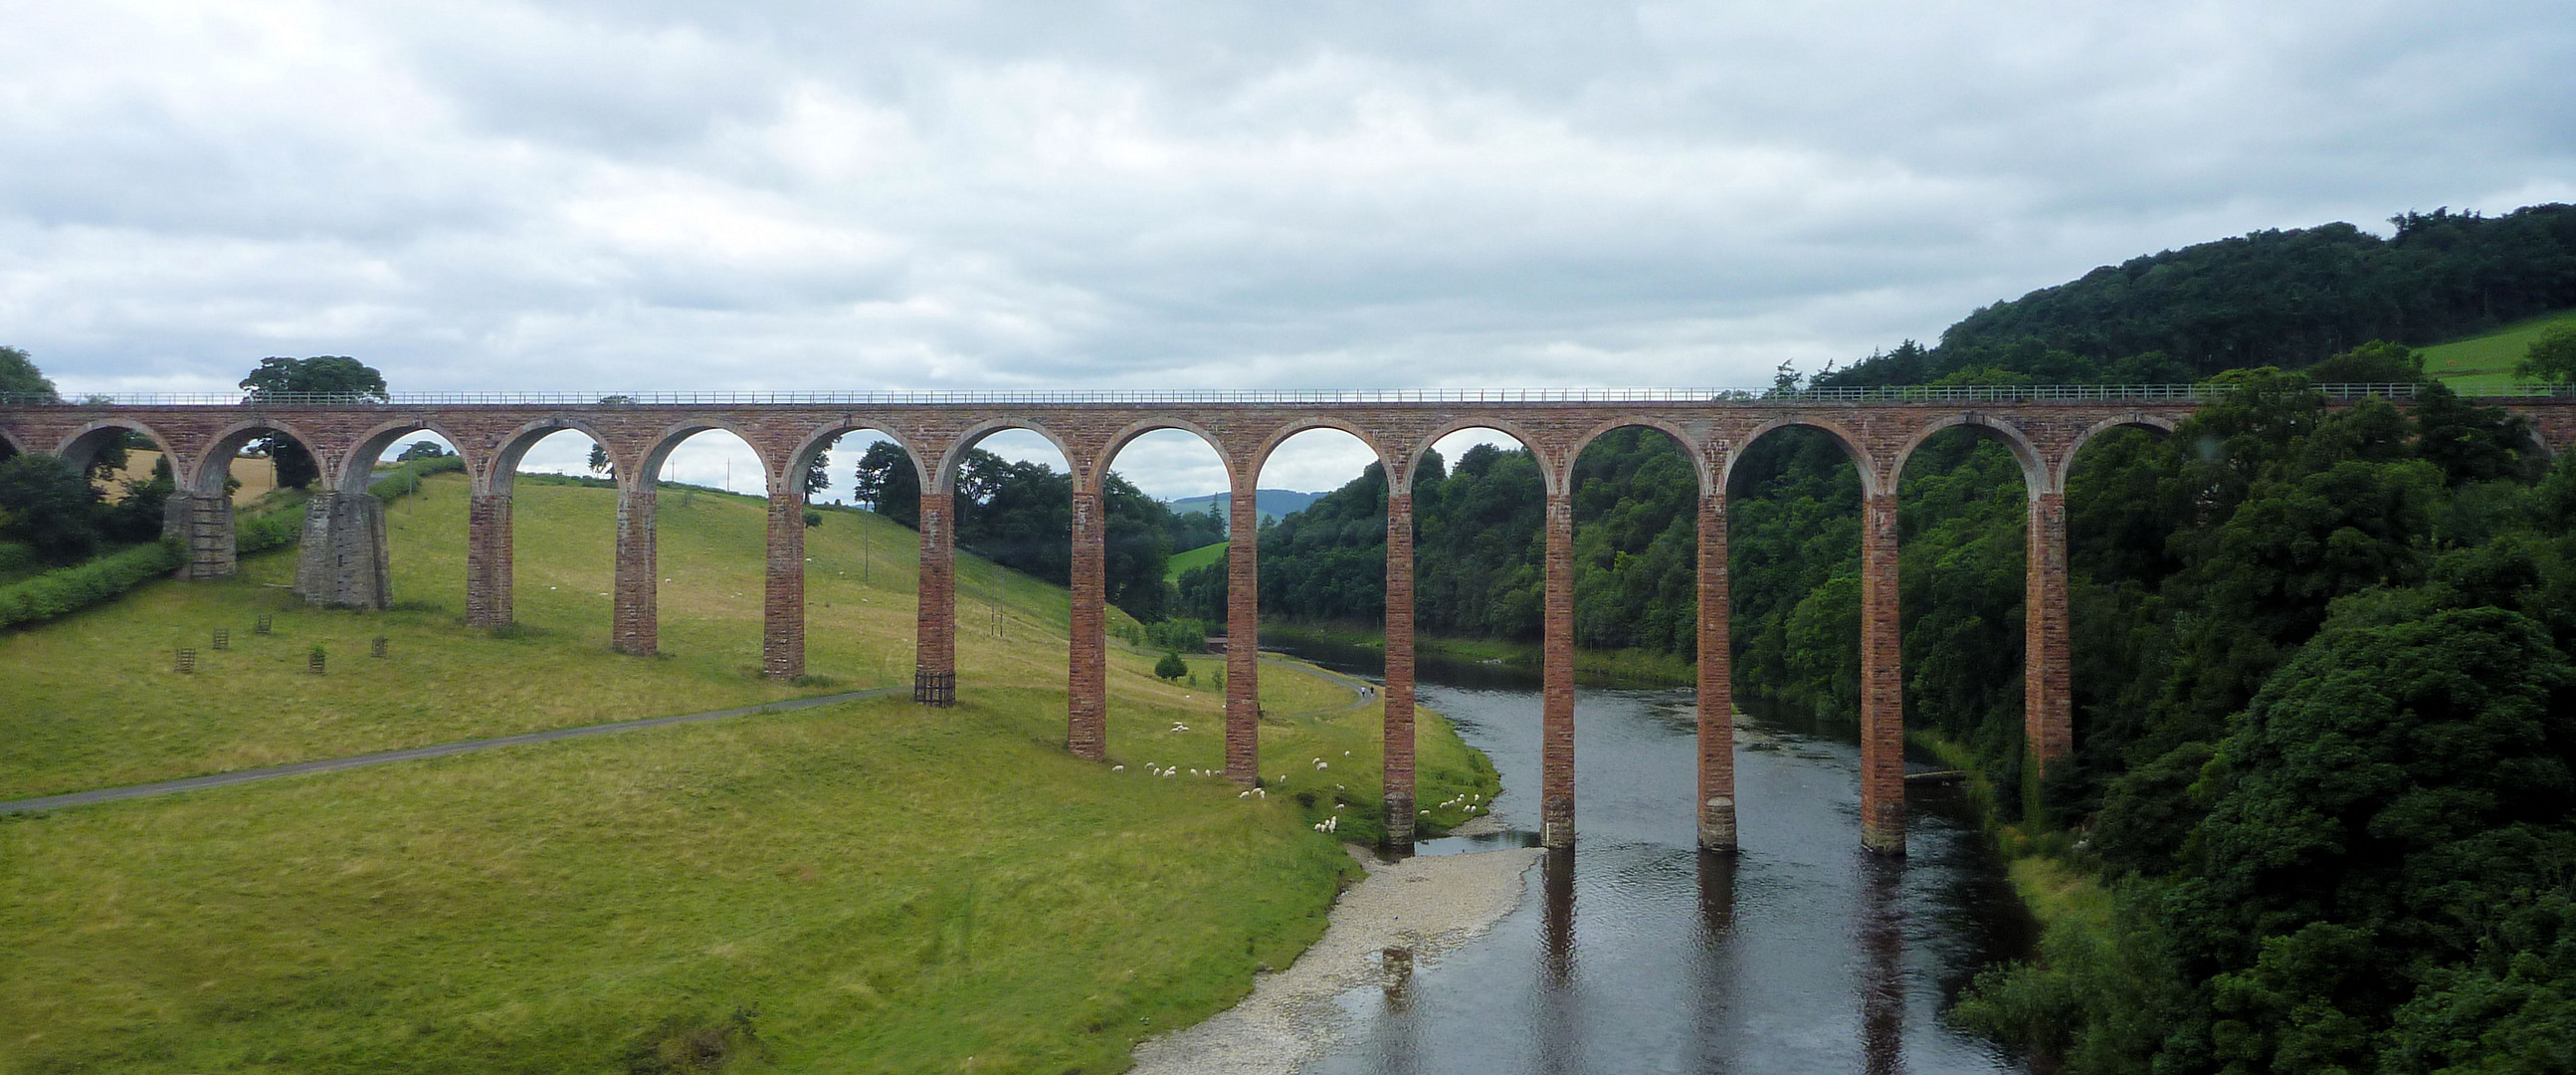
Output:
[
  {"xmin": 2051, "ymin": 421, "xmax": 2183, "ymax": 828},
  {"xmin": 1722, "ymin": 421, "xmax": 1885, "ymax": 847},
  {"xmin": 790, "ymin": 427, "xmax": 924, "ymax": 688},
  {"xmin": 1392, "ymin": 423, "xmax": 1554, "ymax": 840},
  {"xmin": 323, "ymin": 425, "xmax": 471, "ymax": 612},
  {"xmin": 1723, "ymin": 424, "xmax": 1869, "ymax": 722},
  {"xmin": 634, "ymin": 427, "xmax": 772, "ymax": 667},
  {"xmin": 54, "ymin": 421, "xmax": 177, "ymax": 552},
  {"xmin": 1565, "ymin": 422, "xmax": 1704, "ymax": 846},
  {"xmin": 173, "ymin": 420, "xmax": 324, "ymax": 582},
  {"xmin": 1078, "ymin": 425, "xmax": 1231, "ymax": 765},
  {"xmin": 941, "ymin": 425, "xmax": 1077, "ymax": 697},
  {"xmin": 1891, "ymin": 422, "xmax": 2040, "ymax": 812},
  {"xmin": 487, "ymin": 425, "xmax": 621, "ymax": 638}
]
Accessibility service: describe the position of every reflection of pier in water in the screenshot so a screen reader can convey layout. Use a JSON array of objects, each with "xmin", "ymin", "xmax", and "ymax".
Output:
[{"xmin": 1290, "ymin": 674, "xmax": 2029, "ymax": 1075}]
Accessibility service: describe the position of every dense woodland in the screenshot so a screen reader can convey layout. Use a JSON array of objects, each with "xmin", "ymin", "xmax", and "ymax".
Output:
[{"xmin": 1174, "ymin": 204, "xmax": 2576, "ymax": 1072}]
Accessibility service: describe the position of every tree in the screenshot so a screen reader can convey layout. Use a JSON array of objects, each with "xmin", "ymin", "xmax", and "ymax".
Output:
[
  {"xmin": 237, "ymin": 356, "xmax": 389, "ymax": 489},
  {"xmin": 1154, "ymin": 651, "xmax": 1188, "ymax": 681},
  {"xmin": 851, "ymin": 441, "xmax": 921, "ymax": 527},
  {"xmin": 395, "ymin": 440, "xmax": 450, "ymax": 462},
  {"xmin": 587, "ymin": 443, "xmax": 611, "ymax": 477},
  {"xmin": 0, "ymin": 345, "xmax": 59, "ymax": 403},
  {"xmin": 2516, "ymin": 323, "xmax": 2576, "ymax": 384},
  {"xmin": 0, "ymin": 455, "xmax": 101, "ymax": 564},
  {"xmin": 2162, "ymin": 606, "xmax": 2576, "ymax": 1072},
  {"xmin": 804, "ymin": 451, "xmax": 830, "ymax": 499}
]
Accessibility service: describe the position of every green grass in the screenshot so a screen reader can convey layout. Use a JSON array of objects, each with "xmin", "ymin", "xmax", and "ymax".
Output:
[
  {"xmin": 1164, "ymin": 540, "xmax": 1227, "ymax": 581},
  {"xmin": 0, "ymin": 471, "xmax": 1501, "ymax": 1072},
  {"xmin": 0, "ymin": 692, "xmax": 1356, "ymax": 1074},
  {"xmin": 2423, "ymin": 307, "xmax": 2576, "ymax": 392},
  {"xmin": 0, "ymin": 477, "xmax": 1372, "ymax": 798}
]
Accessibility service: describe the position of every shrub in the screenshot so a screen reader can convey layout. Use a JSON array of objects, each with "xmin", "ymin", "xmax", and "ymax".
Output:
[
  {"xmin": 1154, "ymin": 651, "xmax": 1188, "ymax": 681},
  {"xmin": 234, "ymin": 502, "xmax": 306, "ymax": 555},
  {"xmin": 0, "ymin": 539, "xmax": 185, "ymax": 629}
]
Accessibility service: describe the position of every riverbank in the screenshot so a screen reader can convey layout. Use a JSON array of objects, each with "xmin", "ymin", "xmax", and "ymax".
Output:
[
  {"xmin": 1129, "ymin": 844, "xmax": 1544, "ymax": 1075},
  {"xmin": 1259, "ymin": 621, "xmax": 1696, "ymax": 688}
]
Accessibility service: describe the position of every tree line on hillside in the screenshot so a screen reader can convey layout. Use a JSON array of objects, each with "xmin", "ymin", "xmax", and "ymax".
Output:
[
  {"xmin": 1822, "ymin": 203, "xmax": 2576, "ymax": 386},
  {"xmin": 850, "ymin": 440, "xmax": 1222, "ymax": 623}
]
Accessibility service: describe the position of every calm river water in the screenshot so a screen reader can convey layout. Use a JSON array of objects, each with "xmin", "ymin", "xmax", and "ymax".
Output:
[{"xmin": 1275, "ymin": 638, "xmax": 2037, "ymax": 1075}]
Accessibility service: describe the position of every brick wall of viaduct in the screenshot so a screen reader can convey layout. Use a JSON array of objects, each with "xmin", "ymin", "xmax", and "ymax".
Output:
[{"xmin": 8, "ymin": 396, "xmax": 2572, "ymax": 853}]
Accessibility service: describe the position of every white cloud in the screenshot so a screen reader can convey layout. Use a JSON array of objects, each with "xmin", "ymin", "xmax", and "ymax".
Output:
[{"xmin": 3, "ymin": 1, "xmax": 2571, "ymax": 496}]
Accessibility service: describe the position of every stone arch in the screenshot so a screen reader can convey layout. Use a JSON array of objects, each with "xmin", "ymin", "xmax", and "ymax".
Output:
[
  {"xmin": 1408, "ymin": 417, "xmax": 1559, "ymax": 496},
  {"xmin": 190, "ymin": 417, "xmax": 326, "ymax": 497},
  {"xmin": 785, "ymin": 422, "xmax": 925, "ymax": 494},
  {"xmin": 1721, "ymin": 416, "xmax": 1880, "ymax": 499},
  {"xmin": 1248, "ymin": 417, "xmax": 1397, "ymax": 486},
  {"xmin": 1888, "ymin": 413, "xmax": 2048, "ymax": 499},
  {"xmin": 939, "ymin": 418, "xmax": 1076, "ymax": 494},
  {"xmin": 639, "ymin": 418, "xmax": 775, "ymax": 494},
  {"xmin": 1569, "ymin": 416, "xmax": 1715, "ymax": 496},
  {"xmin": 55, "ymin": 418, "xmax": 179, "ymax": 487},
  {"xmin": 488, "ymin": 418, "xmax": 618, "ymax": 495},
  {"xmin": 1099, "ymin": 417, "xmax": 1231, "ymax": 496},
  {"xmin": 336, "ymin": 419, "xmax": 478, "ymax": 493},
  {"xmin": 2056, "ymin": 414, "xmax": 2181, "ymax": 493},
  {"xmin": 0, "ymin": 426, "xmax": 26, "ymax": 461}
]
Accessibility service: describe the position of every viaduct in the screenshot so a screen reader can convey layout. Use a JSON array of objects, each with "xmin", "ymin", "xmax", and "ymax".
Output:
[{"xmin": 6, "ymin": 385, "xmax": 2569, "ymax": 854}]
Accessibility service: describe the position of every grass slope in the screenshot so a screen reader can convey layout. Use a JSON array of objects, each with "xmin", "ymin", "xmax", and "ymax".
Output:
[
  {"xmin": 0, "ymin": 473, "xmax": 1499, "ymax": 1073},
  {"xmin": 2423, "ymin": 307, "xmax": 2576, "ymax": 391},
  {"xmin": 1163, "ymin": 540, "xmax": 1227, "ymax": 581}
]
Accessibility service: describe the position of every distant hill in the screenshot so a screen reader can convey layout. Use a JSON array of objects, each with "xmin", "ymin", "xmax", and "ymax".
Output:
[
  {"xmin": 1165, "ymin": 489, "xmax": 1325, "ymax": 530},
  {"xmin": 1824, "ymin": 203, "xmax": 2576, "ymax": 385}
]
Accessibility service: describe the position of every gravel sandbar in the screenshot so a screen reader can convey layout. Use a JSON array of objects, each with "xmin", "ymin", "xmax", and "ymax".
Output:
[{"xmin": 1129, "ymin": 844, "xmax": 1542, "ymax": 1075}]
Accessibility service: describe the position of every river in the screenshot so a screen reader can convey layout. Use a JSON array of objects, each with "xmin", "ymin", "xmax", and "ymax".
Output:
[{"xmin": 1272, "ymin": 637, "xmax": 2038, "ymax": 1075}]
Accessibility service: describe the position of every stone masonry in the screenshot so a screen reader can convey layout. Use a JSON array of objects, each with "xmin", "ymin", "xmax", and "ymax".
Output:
[
  {"xmin": 13, "ymin": 393, "xmax": 2571, "ymax": 852},
  {"xmin": 1382, "ymin": 488, "xmax": 1418, "ymax": 847}
]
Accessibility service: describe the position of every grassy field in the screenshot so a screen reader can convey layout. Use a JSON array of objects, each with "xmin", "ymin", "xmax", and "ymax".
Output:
[
  {"xmin": 1163, "ymin": 540, "xmax": 1226, "ymax": 581},
  {"xmin": 0, "ymin": 474, "xmax": 1500, "ymax": 1073},
  {"xmin": 2423, "ymin": 307, "xmax": 2576, "ymax": 392},
  {"xmin": 0, "ymin": 476, "xmax": 1376, "ymax": 798}
]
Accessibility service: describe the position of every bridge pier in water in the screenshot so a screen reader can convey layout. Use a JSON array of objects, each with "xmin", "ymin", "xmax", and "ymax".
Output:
[
  {"xmin": 1541, "ymin": 491, "xmax": 1576, "ymax": 848},
  {"xmin": 1697, "ymin": 490, "xmax": 1736, "ymax": 850},
  {"xmin": 1859, "ymin": 491, "xmax": 1906, "ymax": 855}
]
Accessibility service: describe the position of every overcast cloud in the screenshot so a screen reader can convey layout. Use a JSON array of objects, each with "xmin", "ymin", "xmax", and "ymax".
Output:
[{"xmin": 4, "ymin": 1, "xmax": 2572, "ymax": 497}]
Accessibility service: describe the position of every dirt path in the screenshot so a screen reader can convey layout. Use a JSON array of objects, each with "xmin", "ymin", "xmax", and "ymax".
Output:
[{"xmin": 0, "ymin": 688, "xmax": 900, "ymax": 815}]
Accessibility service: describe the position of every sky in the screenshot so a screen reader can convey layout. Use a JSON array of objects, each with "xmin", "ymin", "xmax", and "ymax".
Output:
[{"xmin": 4, "ymin": 1, "xmax": 2572, "ymax": 499}]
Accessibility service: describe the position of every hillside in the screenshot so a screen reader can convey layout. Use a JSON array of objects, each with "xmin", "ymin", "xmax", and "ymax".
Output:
[
  {"xmin": 1166, "ymin": 489, "xmax": 1324, "ymax": 528},
  {"xmin": 1825, "ymin": 202, "xmax": 2576, "ymax": 385},
  {"xmin": 0, "ymin": 471, "xmax": 1498, "ymax": 1073},
  {"xmin": 2423, "ymin": 307, "xmax": 2576, "ymax": 392}
]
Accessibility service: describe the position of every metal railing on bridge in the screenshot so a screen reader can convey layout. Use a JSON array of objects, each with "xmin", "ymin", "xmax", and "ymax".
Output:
[{"xmin": 3, "ymin": 383, "xmax": 2569, "ymax": 408}]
